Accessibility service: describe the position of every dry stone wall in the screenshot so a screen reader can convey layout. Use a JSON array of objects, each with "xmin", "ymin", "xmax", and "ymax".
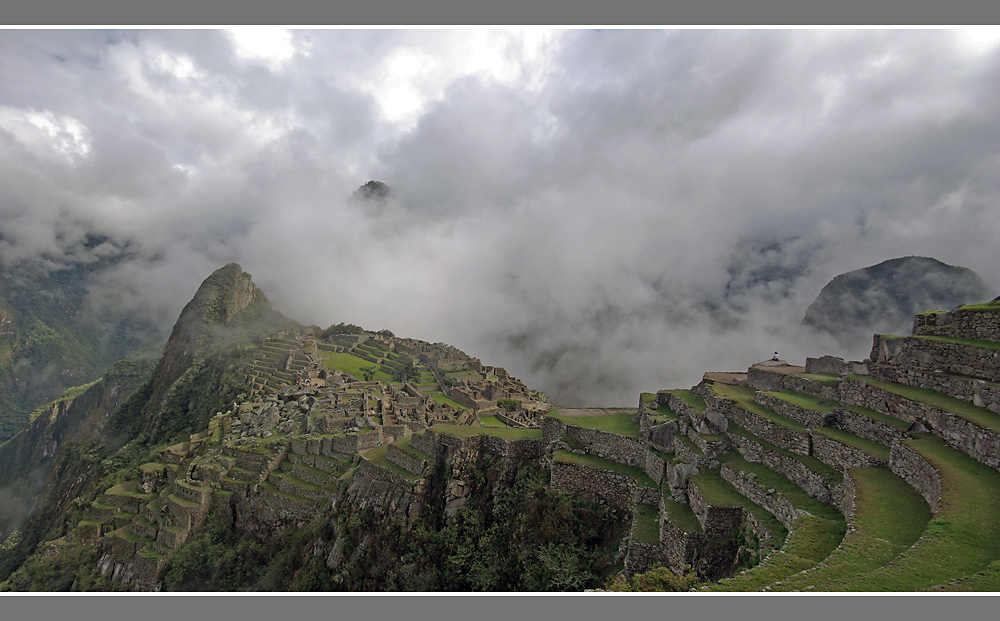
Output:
[
  {"xmin": 832, "ymin": 407, "xmax": 908, "ymax": 448},
  {"xmin": 720, "ymin": 464, "xmax": 805, "ymax": 530},
  {"xmin": 687, "ymin": 480, "xmax": 743, "ymax": 536},
  {"xmin": 840, "ymin": 378, "xmax": 1000, "ymax": 469},
  {"xmin": 810, "ymin": 432, "xmax": 888, "ymax": 470},
  {"xmin": 659, "ymin": 516, "xmax": 703, "ymax": 575},
  {"xmin": 747, "ymin": 367, "xmax": 840, "ymax": 401},
  {"xmin": 707, "ymin": 392, "xmax": 811, "ymax": 456},
  {"xmin": 727, "ymin": 431, "xmax": 837, "ymax": 504},
  {"xmin": 889, "ymin": 441, "xmax": 941, "ymax": 513},
  {"xmin": 872, "ymin": 365, "xmax": 1000, "ymax": 414},
  {"xmin": 754, "ymin": 392, "xmax": 834, "ymax": 428},
  {"xmin": 550, "ymin": 460, "xmax": 636, "ymax": 512},
  {"xmin": 872, "ymin": 335, "xmax": 1000, "ymax": 383},
  {"xmin": 387, "ymin": 445, "xmax": 426, "ymax": 476},
  {"xmin": 913, "ymin": 308, "xmax": 1000, "ymax": 343}
]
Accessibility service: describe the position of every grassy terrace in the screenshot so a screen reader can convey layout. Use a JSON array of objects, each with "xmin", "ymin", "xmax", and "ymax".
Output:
[
  {"xmin": 849, "ymin": 405, "xmax": 912, "ymax": 431},
  {"xmin": 766, "ymin": 391, "xmax": 838, "ymax": 413},
  {"xmin": 478, "ymin": 415, "xmax": 506, "ymax": 427},
  {"xmin": 757, "ymin": 366, "xmax": 843, "ymax": 387},
  {"xmin": 362, "ymin": 445, "xmax": 421, "ymax": 482},
  {"xmin": 553, "ymin": 450, "xmax": 657, "ymax": 488},
  {"xmin": 106, "ymin": 481, "xmax": 157, "ymax": 501},
  {"xmin": 812, "ymin": 427, "xmax": 892, "ymax": 461},
  {"xmin": 320, "ymin": 352, "xmax": 393, "ymax": 381},
  {"xmin": 391, "ymin": 435, "xmax": 430, "ymax": 462},
  {"xmin": 689, "ymin": 468, "xmax": 788, "ymax": 544},
  {"xmin": 856, "ymin": 376, "xmax": 1000, "ymax": 435},
  {"xmin": 429, "ymin": 424, "xmax": 542, "ymax": 441},
  {"xmin": 726, "ymin": 425, "xmax": 842, "ymax": 487},
  {"xmin": 258, "ymin": 479, "xmax": 316, "ymax": 505},
  {"xmin": 711, "ymin": 514, "xmax": 847, "ymax": 592},
  {"xmin": 724, "ymin": 454, "xmax": 844, "ymax": 522},
  {"xmin": 826, "ymin": 434, "xmax": 1000, "ymax": 591},
  {"xmin": 676, "ymin": 433, "xmax": 705, "ymax": 457},
  {"xmin": 547, "ymin": 410, "xmax": 640, "ymax": 439},
  {"xmin": 431, "ymin": 394, "xmax": 469, "ymax": 410},
  {"xmin": 710, "ymin": 384, "xmax": 809, "ymax": 433},
  {"xmin": 633, "ymin": 504, "xmax": 661, "ymax": 544},
  {"xmin": 910, "ymin": 334, "xmax": 1000, "ymax": 353},
  {"xmin": 661, "ymin": 498, "xmax": 702, "ymax": 533},
  {"xmin": 665, "ymin": 389, "xmax": 707, "ymax": 414},
  {"xmin": 773, "ymin": 465, "xmax": 933, "ymax": 591}
]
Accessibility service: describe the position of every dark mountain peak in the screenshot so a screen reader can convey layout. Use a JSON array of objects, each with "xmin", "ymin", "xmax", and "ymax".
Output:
[
  {"xmin": 351, "ymin": 180, "xmax": 391, "ymax": 204},
  {"xmin": 802, "ymin": 256, "xmax": 994, "ymax": 342}
]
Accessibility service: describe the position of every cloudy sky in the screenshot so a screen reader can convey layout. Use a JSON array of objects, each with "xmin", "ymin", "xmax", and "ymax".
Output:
[{"xmin": 1, "ymin": 28, "xmax": 999, "ymax": 406}]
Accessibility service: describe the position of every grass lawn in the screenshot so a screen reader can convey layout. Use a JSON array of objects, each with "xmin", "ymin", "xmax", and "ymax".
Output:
[
  {"xmin": 857, "ymin": 376, "xmax": 1000, "ymax": 435},
  {"xmin": 320, "ymin": 352, "xmax": 393, "ymax": 381},
  {"xmin": 827, "ymin": 434, "xmax": 1000, "ymax": 591},
  {"xmin": 667, "ymin": 389, "xmax": 707, "ymax": 414},
  {"xmin": 392, "ymin": 435, "xmax": 430, "ymax": 462},
  {"xmin": 633, "ymin": 504, "xmax": 661, "ymax": 544},
  {"xmin": 912, "ymin": 334, "xmax": 1000, "ymax": 353},
  {"xmin": 726, "ymin": 425, "xmax": 842, "ymax": 486},
  {"xmin": 849, "ymin": 405, "xmax": 912, "ymax": 431},
  {"xmin": 772, "ymin": 465, "xmax": 932, "ymax": 591},
  {"xmin": 711, "ymin": 514, "xmax": 846, "ymax": 592},
  {"xmin": 689, "ymin": 468, "xmax": 788, "ymax": 544},
  {"xmin": 661, "ymin": 498, "xmax": 702, "ymax": 533},
  {"xmin": 431, "ymin": 394, "xmax": 469, "ymax": 410},
  {"xmin": 478, "ymin": 415, "xmax": 506, "ymax": 427},
  {"xmin": 553, "ymin": 450, "xmax": 657, "ymax": 488},
  {"xmin": 430, "ymin": 424, "xmax": 542, "ymax": 441},
  {"xmin": 724, "ymin": 454, "xmax": 844, "ymax": 522},
  {"xmin": 547, "ymin": 410, "xmax": 640, "ymax": 439},
  {"xmin": 767, "ymin": 391, "xmax": 839, "ymax": 413},
  {"xmin": 710, "ymin": 384, "xmax": 808, "ymax": 432},
  {"xmin": 362, "ymin": 445, "xmax": 422, "ymax": 482},
  {"xmin": 812, "ymin": 427, "xmax": 891, "ymax": 461}
]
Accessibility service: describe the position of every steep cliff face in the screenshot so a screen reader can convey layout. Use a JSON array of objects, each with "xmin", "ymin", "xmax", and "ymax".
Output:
[{"xmin": 0, "ymin": 350, "xmax": 156, "ymax": 544}]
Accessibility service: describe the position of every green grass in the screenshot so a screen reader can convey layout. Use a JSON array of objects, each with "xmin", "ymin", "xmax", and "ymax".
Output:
[
  {"xmin": 431, "ymin": 394, "xmax": 470, "ymax": 410},
  {"xmin": 666, "ymin": 389, "xmax": 707, "ymax": 414},
  {"xmin": 711, "ymin": 515, "xmax": 847, "ymax": 591},
  {"xmin": 429, "ymin": 424, "xmax": 542, "ymax": 441},
  {"xmin": 362, "ymin": 445, "xmax": 421, "ymax": 482},
  {"xmin": 320, "ymin": 352, "xmax": 393, "ymax": 381},
  {"xmin": 726, "ymin": 425, "xmax": 842, "ymax": 487},
  {"xmin": 553, "ymin": 450, "xmax": 657, "ymax": 488},
  {"xmin": 857, "ymin": 376, "xmax": 1000, "ymax": 435},
  {"xmin": 478, "ymin": 415, "xmax": 505, "ymax": 426},
  {"xmin": 547, "ymin": 410, "xmax": 640, "ymax": 439},
  {"xmin": 676, "ymin": 433, "xmax": 705, "ymax": 458},
  {"xmin": 772, "ymin": 465, "xmax": 932, "ymax": 591},
  {"xmin": 912, "ymin": 334, "xmax": 1000, "ymax": 352},
  {"xmin": 812, "ymin": 427, "xmax": 891, "ymax": 461},
  {"xmin": 258, "ymin": 480, "xmax": 316, "ymax": 505},
  {"xmin": 689, "ymin": 468, "xmax": 788, "ymax": 543},
  {"xmin": 392, "ymin": 435, "xmax": 430, "ymax": 462},
  {"xmin": 724, "ymin": 454, "xmax": 844, "ymax": 522},
  {"xmin": 827, "ymin": 434, "xmax": 1000, "ymax": 591},
  {"xmin": 766, "ymin": 391, "xmax": 839, "ymax": 413},
  {"xmin": 848, "ymin": 405, "xmax": 912, "ymax": 431},
  {"xmin": 640, "ymin": 393, "xmax": 656, "ymax": 405},
  {"xmin": 633, "ymin": 504, "xmax": 661, "ymax": 544},
  {"xmin": 952, "ymin": 301, "xmax": 1000, "ymax": 313},
  {"xmin": 661, "ymin": 498, "xmax": 702, "ymax": 533},
  {"xmin": 711, "ymin": 383, "xmax": 809, "ymax": 433}
]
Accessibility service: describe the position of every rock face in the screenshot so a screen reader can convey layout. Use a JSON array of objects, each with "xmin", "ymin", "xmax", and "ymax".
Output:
[
  {"xmin": 802, "ymin": 256, "xmax": 993, "ymax": 345},
  {"xmin": 350, "ymin": 180, "xmax": 391, "ymax": 205}
]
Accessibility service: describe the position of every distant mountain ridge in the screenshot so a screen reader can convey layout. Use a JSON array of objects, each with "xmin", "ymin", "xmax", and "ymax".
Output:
[{"xmin": 802, "ymin": 256, "xmax": 994, "ymax": 343}]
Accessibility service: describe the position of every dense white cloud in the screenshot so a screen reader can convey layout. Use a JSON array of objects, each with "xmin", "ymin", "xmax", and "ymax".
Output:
[{"xmin": 1, "ymin": 29, "xmax": 998, "ymax": 405}]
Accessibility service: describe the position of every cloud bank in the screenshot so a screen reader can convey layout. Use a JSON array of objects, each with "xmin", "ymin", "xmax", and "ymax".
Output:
[{"xmin": 1, "ymin": 29, "xmax": 999, "ymax": 405}]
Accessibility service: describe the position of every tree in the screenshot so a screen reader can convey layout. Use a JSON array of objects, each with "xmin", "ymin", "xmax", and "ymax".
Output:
[
  {"xmin": 394, "ymin": 362, "xmax": 418, "ymax": 384},
  {"xmin": 360, "ymin": 365, "xmax": 378, "ymax": 382},
  {"xmin": 497, "ymin": 398, "xmax": 519, "ymax": 411}
]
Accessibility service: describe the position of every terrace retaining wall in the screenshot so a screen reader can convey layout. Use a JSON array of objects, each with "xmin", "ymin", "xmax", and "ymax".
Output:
[
  {"xmin": 871, "ymin": 335, "xmax": 1000, "ymax": 384},
  {"xmin": 872, "ymin": 365, "xmax": 1000, "ymax": 415},
  {"xmin": 550, "ymin": 460, "xmax": 636, "ymax": 513},
  {"xmin": 913, "ymin": 308, "xmax": 1000, "ymax": 343},
  {"xmin": 720, "ymin": 463, "xmax": 804, "ymax": 531},
  {"xmin": 889, "ymin": 441, "xmax": 942, "ymax": 514}
]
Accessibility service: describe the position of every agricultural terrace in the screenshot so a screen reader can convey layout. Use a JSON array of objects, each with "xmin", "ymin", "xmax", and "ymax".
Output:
[
  {"xmin": 319, "ymin": 352, "xmax": 393, "ymax": 381},
  {"xmin": 547, "ymin": 409, "xmax": 640, "ymax": 439}
]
